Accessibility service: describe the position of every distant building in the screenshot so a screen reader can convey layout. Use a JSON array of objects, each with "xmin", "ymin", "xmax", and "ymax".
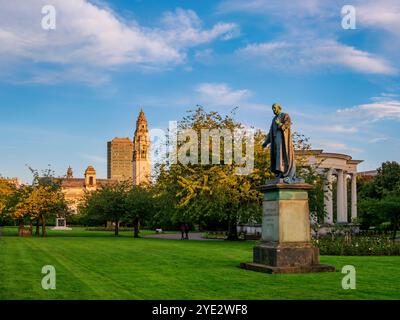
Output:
[
  {"xmin": 1, "ymin": 177, "xmax": 22, "ymax": 187},
  {"xmin": 359, "ymin": 170, "xmax": 378, "ymax": 178},
  {"xmin": 61, "ymin": 166, "xmax": 116, "ymax": 213},
  {"xmin": 106, "ymin": 109, "xmax": 151, "ymax": 185},
  {"xmin": 133, "ymin": 109, "xmax": 151, "ymax": 185},
  {"xmin": 107, "ymin": 138, "xmax": 134, "ymax": 181},
  {"xmin": 296, "ymin": 149, "xmax": 363, "ymax": 224}
]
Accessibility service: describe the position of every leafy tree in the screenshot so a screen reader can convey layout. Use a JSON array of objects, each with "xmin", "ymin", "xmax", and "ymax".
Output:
[
  {"xmin": 359, "ymin": 161, "xmax": 400, "ymax": 234},
  {"xmin": 124, "ymin": 185, "xmax": 154, "ymax": 238},
  {"xmin": 0, "ymin": 178, "xmax": 17, "ymax": 225},
  {"xmin": 79, "ymin": 182, "xmax": 130, "ymax": 236},
  {"xmin": 12, "ymin": 185, "xmax": 66, "ymax": 237},
  {"xmin": 359, "ymin": 161, "xmax": 400, "ymax": 199},
  {"xmin": 359, "ymin": 191, "xmax": 400, "ymax": 240},
  {"xmin": 154, "ymin": 107, "xmax": 316, "ymax": 239}
]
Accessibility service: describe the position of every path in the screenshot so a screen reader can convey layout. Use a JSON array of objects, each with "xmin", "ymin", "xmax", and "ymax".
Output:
[{"xmin": 144, "ymin": 232, "xmax": 222, "ymax": 241}]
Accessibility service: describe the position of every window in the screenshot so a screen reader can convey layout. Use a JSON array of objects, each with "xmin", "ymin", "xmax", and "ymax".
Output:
[{"xmin": 89, "ymin": 176, "xmax": 94, "ymax": 186}]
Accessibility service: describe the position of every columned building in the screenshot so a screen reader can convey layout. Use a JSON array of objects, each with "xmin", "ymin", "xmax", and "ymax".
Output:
[{"xmin": 297, "ymin": 150, "xmax": 363, "ymax": 224}]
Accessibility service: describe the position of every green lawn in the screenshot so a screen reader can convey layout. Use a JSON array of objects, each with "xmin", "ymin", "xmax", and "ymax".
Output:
[{"xmin": 0, "ymin": 227, "xmax": 399, "ymax": 300}]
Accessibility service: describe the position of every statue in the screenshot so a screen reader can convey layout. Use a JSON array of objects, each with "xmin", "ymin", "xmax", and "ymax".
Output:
[{"xmin": 262, "ymin": 103, "xmax": 303, "ymax": 184}]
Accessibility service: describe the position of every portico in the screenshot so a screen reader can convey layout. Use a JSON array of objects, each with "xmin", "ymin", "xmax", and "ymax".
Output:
[{"xmin": 297, "ymin": 150, "xmax": 363, "ymax": 224}]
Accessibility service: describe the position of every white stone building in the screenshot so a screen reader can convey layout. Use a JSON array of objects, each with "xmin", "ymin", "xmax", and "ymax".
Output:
[{"xmin": 297, "ymin": 149, "xmax": 363, "ymax": 224}]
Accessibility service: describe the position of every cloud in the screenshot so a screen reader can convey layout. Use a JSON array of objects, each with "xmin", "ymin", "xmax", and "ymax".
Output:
[
  {"xmin": 217, "ymin": 0, "xmax": 332, "ymax": 18},
  {"xmin": 220, "ymin": 0, "xmax": 399, "ymax": 75},
  {"xmin": 368, "ymin": 137, "xmax": 388, "ymax": 144},
  {"xmin": 196, "ymin": 83, "xmax": 252, "ymax": 107},
  {"xmin": 300, "ymin": 124, "xmax": 358, "ymax": 134},
  {"xmin": 337, "ymin": 99, "xmax": 400, "ymax": 121},
  {"xmin": 0, "ymin": 1, "xmax": 238, "ymax": 82},
  {"xmin": 357, "ymin": 0, "xmax": 400, "ymax": 36},
  {"xmin": 237, "ymin": 40, "xmax": 397, "ymax": 75},
  {"xmin": 312, "ymin": 140, "xmax": 363, "ymax": 154}
]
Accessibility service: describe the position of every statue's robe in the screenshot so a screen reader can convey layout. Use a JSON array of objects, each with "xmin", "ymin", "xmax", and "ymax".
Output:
[{"xmin": 263, "ymin": 112, "xmax": 296, "ymax": 179}]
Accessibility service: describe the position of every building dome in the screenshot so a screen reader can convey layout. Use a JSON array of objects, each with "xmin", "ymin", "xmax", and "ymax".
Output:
[{"xmin": 85, "ymin": 165, "xmax": 96, "ymax": 174}]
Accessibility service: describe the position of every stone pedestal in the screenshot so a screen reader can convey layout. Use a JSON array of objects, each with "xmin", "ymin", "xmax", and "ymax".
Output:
[
  {"xmin": 240, "ymin": 183, "xmax": 335, "ymax": 274},
  {"xmin": 52, "ymin": 218, "xmax": 72, "ymax": 231}
]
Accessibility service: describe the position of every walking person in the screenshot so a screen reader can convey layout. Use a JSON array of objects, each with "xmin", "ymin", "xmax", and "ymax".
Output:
[
  {"xmin": 180, "ymin": 224, "xmax": 186, "ymax": 240},
  {"xmin": 184, "ymin": 224, "xmax": 190, "ymax": 240}
]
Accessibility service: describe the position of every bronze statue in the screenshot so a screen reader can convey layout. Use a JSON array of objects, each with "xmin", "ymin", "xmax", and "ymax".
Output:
[{"xmin": 262, "ymin": 103, "xmax": 302, "ymax": 183}]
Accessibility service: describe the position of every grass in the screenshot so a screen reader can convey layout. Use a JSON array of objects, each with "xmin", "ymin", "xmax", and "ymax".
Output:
[{"xmin": 0, "ymin": 227, "xmax": 399, "ymax": 300}]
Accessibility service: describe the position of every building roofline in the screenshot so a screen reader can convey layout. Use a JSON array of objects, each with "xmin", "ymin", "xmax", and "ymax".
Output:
[{"xmin": 296, "ymin": 149, "xmax": 363, "ymax": 164}]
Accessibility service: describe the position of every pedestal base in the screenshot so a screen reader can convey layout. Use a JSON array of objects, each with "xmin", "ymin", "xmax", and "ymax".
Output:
[
  {"xmin": 240, "ymin": 262, "xmax": 335, "ymax": 274},
  {"xmin": 51, "ymin": 226, "xmax": 72, "ymax": 231},
  {"xmin": 240, "ymin": 242, "xmax": 335, "ymax": 274}
]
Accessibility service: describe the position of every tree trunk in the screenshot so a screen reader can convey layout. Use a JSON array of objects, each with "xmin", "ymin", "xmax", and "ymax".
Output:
[
  {"xmin": 18, "ymin": 221, "xmax": 24, "ymax": 236},
  {"xmin": 227, "ymin": 218, "xmax": 238, "ymax": 241},
  {"xmin": 133, "ymin": 218, "xmax": 140, "ymax": 238},
  {"xmin": 114, "ymin": 220, "xmax": 119, "ymax": 236},
  {"xmin": 35, "ymin": 220, "xmax": 40, "ymax": 237},
  {"xmin": 42, "ymin": 216, "xmax": 46, "ymax": 238}
]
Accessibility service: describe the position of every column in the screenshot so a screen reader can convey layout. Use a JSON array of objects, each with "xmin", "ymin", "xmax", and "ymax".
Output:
[
  {"xmin": 336, "ymin": 169, "xmax": 345, "ymax": 223},
  {"xmin": 351, "ymin": 173, "xmax": 357, "ymax": 221},
  {"xmin": 324, "ymin": 168, "xmax": 333, "ymax": 224},
  {"xmin": 343, "ymin": 173, "xmax": 348, "ymax": 223}
]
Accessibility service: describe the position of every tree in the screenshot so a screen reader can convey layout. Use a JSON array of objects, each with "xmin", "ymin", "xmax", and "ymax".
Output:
[
  {"xmin": 176, "ymin": 165, "xmax": 261, "ymax": 240},
  {"xmin": 79, "ymin": 182, "xmax": 130, "ymax": 236},
  {"xmin": 154, "ymin": 107, "xmax": 318, "ymax": 239},
  {"xmin": 359, "ymin": 161, "xmax": 400, "ymax": 233},
  {"xmin": 0, "ymin": 178, "xmax": 17, "ymax": 225},
  {"xmin": 359, "ymin": 161, "xmax": 400, "ymax": 199},
  {"xmin": 12, "ymin": 185, "xmax": 66, "ymax": 237},
  {"xmin": 360, "ymin": 191, "xmax": 400, "ymax": 240},
  {"xmin": 124, "ymin": 186, "xmax": 154, "ymax": 238}
]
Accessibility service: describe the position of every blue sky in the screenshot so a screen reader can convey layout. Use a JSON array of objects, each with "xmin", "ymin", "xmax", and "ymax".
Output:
[{"xmin": 0, "ymin": 0, "xmax": 399, "ymax": 183}]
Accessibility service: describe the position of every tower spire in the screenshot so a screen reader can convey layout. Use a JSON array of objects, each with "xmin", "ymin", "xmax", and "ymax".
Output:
[{"xmin": 133, "ymin": 109, "xmax": 151, "ymax": 185}]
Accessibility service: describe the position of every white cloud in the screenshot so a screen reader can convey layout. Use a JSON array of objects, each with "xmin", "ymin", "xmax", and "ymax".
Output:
[
  {"xmin": 196, "ymin": 83, "xmax": 252, "ymax": 107},
  {"xmin": 337, "ymin": 99, "xmax": 400, "ymax": 121},
  {"xmin": 220, "ymin": 0, "xmax": 399, "ymax": 75},
  {"xmin": 0, "ymin": 1, "xmax": 238, "ymax": 82},
  {"xmin": 312, "ymin": 140, "xmax": 363, "ymax": 154},
  {"xmin": 238, "ymin": 40, "xmax": 397, "ymax": 75},
  {"xmin": 217, "ymin": 0, "xmax": 332, "ymax": 18},
  {"xmin": 368, "ymin": 137, "xmax": 388, "ymax": 144},
  {"xmin": 357, "ymin": 0, "xmax": 400, "ymax": 36},
  {"xmin": 300, "ymin": 124, "xmax": 358, "ymax": 134}
]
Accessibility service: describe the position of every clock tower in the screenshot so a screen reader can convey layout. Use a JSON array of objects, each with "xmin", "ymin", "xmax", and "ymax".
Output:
[{"xmin": 133, "ymin": 109, "xmax": 151, "ymax": 185}]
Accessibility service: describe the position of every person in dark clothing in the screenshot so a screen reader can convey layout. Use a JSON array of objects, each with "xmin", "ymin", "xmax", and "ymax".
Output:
[
  {"xmin": 184, "ymin": 224, "xmax": 190, "ymax": 240},
  {"xmin": 180, "ymin": 224, "xmax": 186, "ymax": 240}
]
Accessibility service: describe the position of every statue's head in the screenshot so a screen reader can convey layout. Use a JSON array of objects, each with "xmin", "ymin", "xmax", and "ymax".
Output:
[{"xmin": 272, "ymin": 103, "xmax": 281, "ymax": 115}]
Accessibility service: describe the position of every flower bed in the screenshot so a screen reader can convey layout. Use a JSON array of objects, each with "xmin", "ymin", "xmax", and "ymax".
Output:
[{"xmin": 313, "ymin": 235, "xmax": 400, "ymax": 256}]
